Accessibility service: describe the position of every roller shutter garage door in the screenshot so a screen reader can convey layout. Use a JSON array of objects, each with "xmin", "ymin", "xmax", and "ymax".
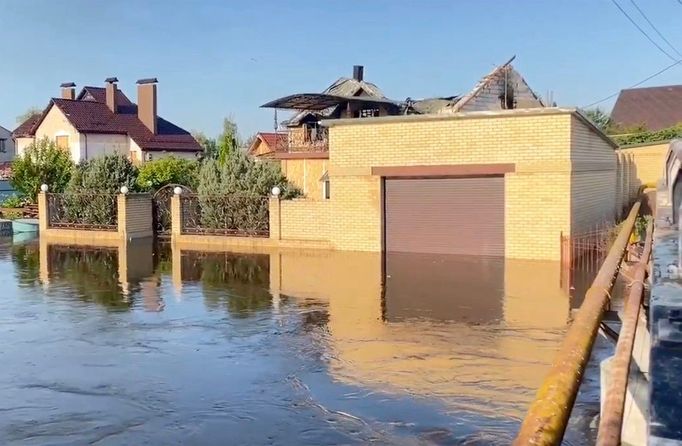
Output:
[{"xmin": 384, "ymin": 176, "xmax": 504, "ymax": 256}]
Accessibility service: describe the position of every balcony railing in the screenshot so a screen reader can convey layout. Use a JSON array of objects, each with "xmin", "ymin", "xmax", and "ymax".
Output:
[{"xmin": 275, "ymin": 127, "xmax": 329, "ymax": 153}]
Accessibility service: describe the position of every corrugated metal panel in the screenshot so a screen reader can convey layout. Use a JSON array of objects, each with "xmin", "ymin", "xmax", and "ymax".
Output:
[{"xmin": 384, "ymin": 177, "xmax": 504, "ymax": 256}]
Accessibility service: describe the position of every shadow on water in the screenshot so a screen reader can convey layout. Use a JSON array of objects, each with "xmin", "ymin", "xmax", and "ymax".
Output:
[{"xmin": 0, "ymin": 239, "xmax": 608, "ymax": 445}]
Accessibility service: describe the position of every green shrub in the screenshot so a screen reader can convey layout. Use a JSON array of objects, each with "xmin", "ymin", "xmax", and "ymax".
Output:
[
  {"xmin": 197, "ymin": 152, "xmax": 300, "ymax": 198},
  {"xmin": 1, "ymin": 194, "xmax": 27, "ymax": 208},
  {"xmin": 136, "ymin": 156, "xmax": 199, "ymax": 191},
  {"xmin": 67, "ymin": 154, "xmax": 139, "ymax": 194},
  {"xmin": 62, "ymin": 154, "xmax": 138, "ymax": 226},
  {"xmin": 195, "ymin": 151, "xmax": 300, "ymax": 231},
  {"xmin": 612, "ymin": 124, "xmax": 682, "ymax": 146},
  {"xmin": 10, "ymin": 137, "xmax": 74, "ymax": 203}
]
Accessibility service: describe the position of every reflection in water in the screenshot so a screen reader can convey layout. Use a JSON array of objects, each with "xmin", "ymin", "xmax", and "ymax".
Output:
[
  {"xmin": 180, "ymin": 250, "xmax": 274, "ymax": 317},
  {"xmin": 384, "ymin": 253, "xmax": 505, "ymax": 323},
  {"xmin": 0, "ymin": 240, "xmax": 605, "ymax": 444}
]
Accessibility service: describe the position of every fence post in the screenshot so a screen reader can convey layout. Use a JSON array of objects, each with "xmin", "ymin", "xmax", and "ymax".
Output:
[
  {"xmin": 269, "ymin": 197, "xmax": 281, "ymax": 240},
  {"xmin": 38, "ymin": 191, "xmax": 49, "ymax": 233},
  {"xmin": 171, "ymin": 194, "xmax": 181, "ymax": 236},
  {"xmin": 117, "ymin": 193, "xmax": 127, "ymax": 239}
]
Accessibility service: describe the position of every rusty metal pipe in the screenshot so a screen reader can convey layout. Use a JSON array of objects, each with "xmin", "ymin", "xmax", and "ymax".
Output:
[
  {"xmin": 513, "ymin": 201, "xmax": 641, "ymax": 445},
  {"xmin": 595, "ymin": 220, "xmax": 652, "ymax": 446}
]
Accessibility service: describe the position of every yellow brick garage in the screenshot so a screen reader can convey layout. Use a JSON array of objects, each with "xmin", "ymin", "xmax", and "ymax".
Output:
[{"xmin": 275, "ymin": 108, "xmax": 618, "ymax": 261}]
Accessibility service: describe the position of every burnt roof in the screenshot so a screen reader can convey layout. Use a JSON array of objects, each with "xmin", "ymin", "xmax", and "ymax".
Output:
[
  {"xmin": 13, "ymin": 86, "xmax": 200, "ymax": 152},
  {"xmin": 611, "ymin": 85, "xmax": 682, "ymax": 131}
]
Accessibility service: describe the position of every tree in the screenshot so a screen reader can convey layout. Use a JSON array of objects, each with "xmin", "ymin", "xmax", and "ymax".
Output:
[
  {"xmin": 583, "ymin": 108, "xmax": 612, "ymax": 133},
  {"xmin": 10, "ymin": 137, "xmax": 73, "ymax": 202},
  {"xmin": 192, "ymin": 131, "xmax": 218, "ymax": 159},
  {"xmin": 16, "ymin": 107, "xmax": 42, "ymax": 124},
  {"xmin": 136, "ymin": 156, "xmax": 199, "ymax": 191},
  {"xmin": 197, "ymin": 150, "xmax": 299, "ymax": 198},
  {"xmin": 216, "ymin": 117, "xmax": 241, "ymax": 162},
  {"xmin": 67, "ymin": 154, "xmax": 139, "ymax": 194}
]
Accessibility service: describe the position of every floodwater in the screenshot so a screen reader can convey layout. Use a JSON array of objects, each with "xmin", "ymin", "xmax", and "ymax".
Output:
[{"xmin": 0, "ymin": 238, "xmax": 610, "ymax": 445}]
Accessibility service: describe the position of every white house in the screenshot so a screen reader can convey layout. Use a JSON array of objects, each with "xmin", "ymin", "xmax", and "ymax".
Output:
[{"xmin": 13, "ymin": 78, "xmax": 201, "ymax": 164}]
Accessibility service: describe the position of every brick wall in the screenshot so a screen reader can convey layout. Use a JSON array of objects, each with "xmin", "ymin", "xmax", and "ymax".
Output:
[
  {"xmin": 616, "ymin": 141, "xmax": 668, "ymax": 188},
  {"xmin": 279, "ymin": 199, "xmax": 331, "ymax": 241},
  {"xmin": 570, "ymin": 116, "xmax": 618, "ymax": 234},
  {"xmin": 328, "ymin": 111, "xmax": 577, "ymax": 259},
  {"xmin": 272, "ymin": 109, "xmax": 617, "ymax": 261},
  {"xmin": 281, "ymin": 158, "xmax": 328, "ymax": 199}
]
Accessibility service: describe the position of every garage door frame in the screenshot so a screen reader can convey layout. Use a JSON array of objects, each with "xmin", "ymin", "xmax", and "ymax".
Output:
[{"xmin": 375, "ymin": 163, "xmax": 516, "ymax": 257}]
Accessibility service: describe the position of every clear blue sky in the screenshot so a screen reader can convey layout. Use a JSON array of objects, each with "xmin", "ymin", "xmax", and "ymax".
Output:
[{"xmin": 2, "ymin": 0, "xmax": 682, "ymax": 139}]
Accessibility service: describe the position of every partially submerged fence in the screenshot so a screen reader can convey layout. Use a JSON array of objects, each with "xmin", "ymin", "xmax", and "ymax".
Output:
[
  {"xmin": 514, "ymin": 200, "xmax": 649, "ymax": 445},
  {"xmin": 46, "ymin": 192, "xmax": 118, "ymax": 231},
  {"xmin": 38, "ymin": 190, "xmax": 153, "ymax": 242},
  {"xmin": 180, "ymin": 194, "xmax": 270, "ymax": 237}
]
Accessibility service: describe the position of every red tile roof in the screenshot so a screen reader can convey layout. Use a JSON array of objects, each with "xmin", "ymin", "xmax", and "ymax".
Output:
[
  {"xmin": 13, "ymin": 113, "xmax": 42, "ymax": 137},
  {"xmin": 13, "ymin": 87, "xmax": 200, "ymax": 152},
  {"xmin": 611, "ymin": 85, "xmax": 682, "ymax": 131},
  {"xmin": 248, "ymin": 132, "xmax": 286, "ymax": 156}
]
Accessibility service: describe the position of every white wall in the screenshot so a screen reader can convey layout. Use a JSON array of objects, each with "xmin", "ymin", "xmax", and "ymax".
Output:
[
  {"xmin": 0, "ymin": 126, "xmax": 15, "ymax": 163},
  {"xmin": 15, "ymin": 137, "xmax": 33, "ymax": 157},
  {"xmin": 81, "ymin": 133, "xmax": 129, "ymax": 160},
  {"xmin": 34, "ymin": 106, "xmax": 81, "ymax": 162}
]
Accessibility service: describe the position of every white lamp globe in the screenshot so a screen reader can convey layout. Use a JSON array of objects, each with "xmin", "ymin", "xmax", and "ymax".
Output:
[
  {"xmin": 174, "ymin": 186, "xmax": 183, "ymax": 195},
  {"xmin": 120, "ymin": 186, "xmax": 129, "ymax": 195},
  {"xmin": 40, "ymin": 184, "xmax": 49, "ymax": 192},
  {"xmin": 271, "ymin": 186, "xmax": 281, "ymax": 197}
]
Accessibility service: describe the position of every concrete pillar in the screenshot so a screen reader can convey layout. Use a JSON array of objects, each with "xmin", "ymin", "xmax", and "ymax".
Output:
[
  {"xmin": 38, "ymin": 191, "xmax": 49, "ymax": 232},
  {"xmin": 269, "ymin": 197, "xmax": 281, "ymax": 240},
  {"xmin": 117, "ymin": 193, "xmax": 153, "ymax": 240},
  {"xmin": 117, "ymin": 194, "xmax": 127, "ymax": 239},
  {"xmin": 171, "ymin": 194, "xmax": 181, "ymax": 237}
]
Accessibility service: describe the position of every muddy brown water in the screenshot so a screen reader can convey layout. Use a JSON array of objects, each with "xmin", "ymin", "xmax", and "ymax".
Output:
[{"xmin": 0, "ymin": 238, "xmax": 611, "ymax": 445}]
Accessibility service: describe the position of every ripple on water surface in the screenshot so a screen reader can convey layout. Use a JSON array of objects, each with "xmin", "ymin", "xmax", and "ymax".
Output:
[{"xmin": 0, "ymin": 240, "xmax": 608, "ymax": 445}]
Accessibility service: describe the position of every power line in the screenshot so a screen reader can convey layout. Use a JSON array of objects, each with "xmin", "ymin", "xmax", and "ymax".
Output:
[
  {"xmin": 582, "ymin": 59, "xmax": 682, "ymax": 108},
  {"xmin": 628, "ymin": 0, "xmax": 682, "ymax": 58},
  {"xmin": 610, "ymin": 0, "xmax": 678, "ymax": 61}
]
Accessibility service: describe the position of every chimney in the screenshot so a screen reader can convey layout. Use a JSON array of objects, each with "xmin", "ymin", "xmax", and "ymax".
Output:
[
  {"xmin": 60, "ymin": 82, "xmax": 76, "ymax": 100},
  {"xmin": 137, "ymin": 78, "xmax": 158, "ymax": 134},
  {"xmin": 353, "ymin": 65, "xmax": 364, "ymax": 81},
  {"xmin": 105, "ymin": 77, "xmax": 118, "ymax": 113}
]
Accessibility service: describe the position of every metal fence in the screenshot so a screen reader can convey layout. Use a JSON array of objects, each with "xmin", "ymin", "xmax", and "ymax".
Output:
[
  {"xmin": 47, "ymin": 193, "xmax": 118, "ymax": 231},
  {"xmin": 561, "ymin": 222, "xmax": 619, "ymax": 270},
  {"xmin": 180, "ymin": 194, "xmax": 270, "ymax": 237}
]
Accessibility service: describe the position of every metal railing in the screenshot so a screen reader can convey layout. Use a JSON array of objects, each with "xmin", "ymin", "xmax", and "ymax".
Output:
[
  {"xmin": 47, "ymin": 193, "xmax": 118, "ymax": 231},
  {"xmin": 513, "ymin": 200, "xmax": 642, "ymax": 445},
  {"xmin": 180, "ymin": 194, "xmax": 269, "ymax": 237},
  {"xmin": 275, "ymin": 127, "xmax": 329, "ymax": 153}
]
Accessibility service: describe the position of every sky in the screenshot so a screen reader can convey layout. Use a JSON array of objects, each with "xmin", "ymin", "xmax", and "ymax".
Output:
[{"xmin": 2, "ymin": 0, "xmax": 682, "ymax": 139}]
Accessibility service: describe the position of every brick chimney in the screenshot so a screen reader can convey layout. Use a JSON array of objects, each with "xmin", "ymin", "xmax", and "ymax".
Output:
[
  {"xmin": 60, "ymin": 82, "xmax": 76, "ymax": 100},
  {"xmin": 105, "ymin": 77, "xmax": 118, "ymax": 113},
  {"xmin": 137, "ymin": 78, "xmax": 158, "ymax": 134},
  {"xmin": 353, "ymin": 65, "xmax": 364, "ymax": 81}
]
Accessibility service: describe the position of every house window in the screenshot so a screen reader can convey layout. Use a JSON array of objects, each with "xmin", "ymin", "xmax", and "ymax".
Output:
[
  {"xmin": 0, "ymin": 139, "xmax": 6, "ymax": 153},
  {"xmin": 55, "ymin": 135, "xmax": 69, "ymax": 150},
  {"xmin": 320, "ymin": 171, "xmax": 330, "ymax": 199}
]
